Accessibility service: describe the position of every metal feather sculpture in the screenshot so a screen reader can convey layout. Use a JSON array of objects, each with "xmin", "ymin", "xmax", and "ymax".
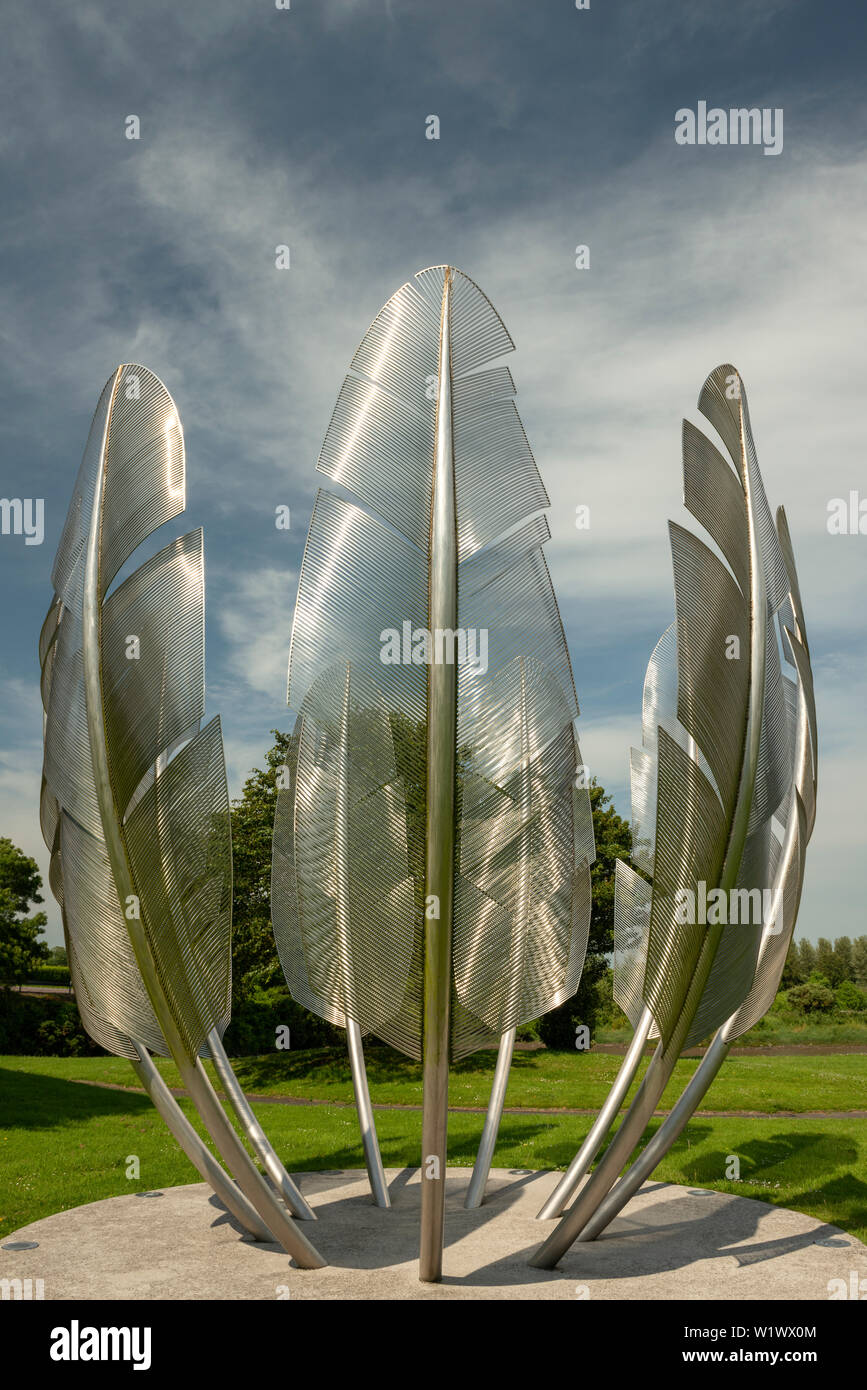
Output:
[
  {"xmin": 39, "ymin": 364, "xmax": 324, "ymax": 1267},
  {"xmin": 272, "ymin": 266, "xmax": 594, "ymax": 1280},
  {"xmin": 533, "ymin": 364, "xmax": 815, "ymax": 1266}
]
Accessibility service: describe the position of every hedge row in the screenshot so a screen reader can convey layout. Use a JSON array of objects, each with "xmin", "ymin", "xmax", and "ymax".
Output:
[{"xmin": 0, "ymin": 985, "xmax": 342, "ymax": 1058}]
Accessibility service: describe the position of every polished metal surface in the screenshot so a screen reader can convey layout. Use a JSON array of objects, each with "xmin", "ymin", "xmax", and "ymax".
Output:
[
  {"xmin": 531, "ymin": 366, "xmax": 814, "ymax": 1267},
  {"xmin": 207, "ymin": 1029, "xmax": 317, "ymax": 1221},
  {"xmin": 274, "ymin": 267, "xmax": 594, "ymax": 1280},
  {"xmin": 535, "ymin": 1005, "xmax": 653, "ymax": 1221},
  {"xmin": 41, "ymin": 364, "xmax": 325, "ymax": 1269},
  {"xmin": 346, "ymin": 1019, "xmax": 391, "ymax": 1209},
  {"xmin": 464, "ymin": 1026, "xmax": 515, "ymax": 1210},
  {"xmin": 129, "ymin": 1042, "xmax": 273, "ymax": 1243},
  {"xmin": 577, "ymin": 523, "xmax": 818, "ymax": 1238},
  {"xmin": 420, "ymin": 269, "xmax": 458, "ymax": 1282}
]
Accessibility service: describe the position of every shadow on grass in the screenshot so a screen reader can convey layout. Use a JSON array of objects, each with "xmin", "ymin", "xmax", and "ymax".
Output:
[
  {"xmin": 229, "ymin": 1045, "xmax": 545, "ymax": 1093},
  {"xmin": 0, "ymin": 1063, "xmax": 153, "ymax": 1130},
  {"xmin": 678, "ymin": 1129, "xmax": 857, "ymax": 1172}
]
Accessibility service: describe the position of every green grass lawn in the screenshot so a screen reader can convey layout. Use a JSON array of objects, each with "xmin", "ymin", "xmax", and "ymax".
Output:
[
  {"xmin": 6, "ymin": 1045, "xmax": 866, "ymax": 1112},
  {"xmin": 597, "ymin": 1015, "xmax": 867, "ymax": 1046},
  {"xmin": 1, "ymin": 1050, "xmax": 865, "ymax": 1246}
]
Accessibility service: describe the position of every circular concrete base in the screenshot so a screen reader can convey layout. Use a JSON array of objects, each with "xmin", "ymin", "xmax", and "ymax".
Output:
[{"xmin": 4, "ymin": 1168, "xmax": 864, "ymax": 1300}]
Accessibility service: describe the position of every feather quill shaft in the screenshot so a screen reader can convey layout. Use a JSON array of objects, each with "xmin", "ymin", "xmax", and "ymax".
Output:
[{"xmin": 420, "ymin": 270, "xmax": 459, "ymax": 1278}]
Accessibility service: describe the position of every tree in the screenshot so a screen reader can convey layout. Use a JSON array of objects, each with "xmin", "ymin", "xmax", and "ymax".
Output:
[
  {"xmin": 786, "ymin": 974, "xmax": 835, "ymax": 1014},
  {"xmin": 831, "ymin": 936, "xmax": 854, "ymax": 986},
  {"xmin": 230, "ymin": 732, "xmax": 293, "ymax": 1002},
  {"xmin": 815, "ymin": 937, "xmax": 835, "ymax": 982},
  {"xmin": 798, "ymin": 939, "xmax": 817, "ymax": 979},
  {"xmin": 853, "ymin": 936, "xmax": 867, "ymax": 988},
  {"xmin": 780, "ymin": 939, "xmax": 803, "ymax": 988},
  {"xmin": 835, "ymin": 979, "xmax": 866, "ymax": 1013},
  {"xmin": 536, "ymin": 781, "xmax": 632, "ymax": 1048},
  {"xmin": 0, "ymin": 839, "xmax": 49, "ymax": 986}
]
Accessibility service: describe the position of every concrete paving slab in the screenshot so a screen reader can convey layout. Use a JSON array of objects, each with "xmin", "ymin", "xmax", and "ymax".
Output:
[{"xmin": 2, "ymin": 1168, "xmax": 864, "ymax": 1300}]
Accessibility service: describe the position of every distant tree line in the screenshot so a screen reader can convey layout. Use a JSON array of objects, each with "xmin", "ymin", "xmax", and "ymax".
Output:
[{"xmin": 782, "ymin": 936, "xmax": 867, "ymax": 990}]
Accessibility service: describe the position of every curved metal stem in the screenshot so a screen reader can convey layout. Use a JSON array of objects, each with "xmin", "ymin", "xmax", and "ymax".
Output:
[
  {"xmin": 536, "ymin": 1006, "xmax": 654, "ymax": 1220},
  {"xmin": 207, "ymin": 1028, "xmax": 317, "ymax": 1221},
  {"xmin": 347, "ymin": 1019, "xmax": 391, "ymax": 1208},
  {"xmin": 465, "ymin": 1026, "xmax": 515, "ymax": 1209},
  {"xmin": 530, "ymin": 1035, "xmax": 673, "ymax": 1266},
  {"xmin": 577, "ymin": 1030, "xmax": 732, "ymax": 1241},
  {"xmin": 182, "ymin": 1056, "xmax": 326, "ymax": 1265},
  {"xmin": 129, "ymin": 1042, "xmax": 273, "ymax": 1243}
]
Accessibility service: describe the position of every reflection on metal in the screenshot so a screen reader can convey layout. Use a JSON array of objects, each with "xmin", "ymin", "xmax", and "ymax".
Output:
[
  {"xmin": 531, "ymin": 366, "xmax": 815, "ymax": 1269},
  {"xmin": 465, "ymin": 1026, "xmax": 515, "ymax": 1210},
  {"xmin": 207, "ymin": 1028, "xmax": 316, "ymax": 1221},
  {"xmin": 576, "ymin": 509, "xmax": 817, "ymax": 1242},
  {"xmin": 419, "ymin": 269, "xmax": 458, "ymax": 1279},
  {"xmin": 273, "ymin": 268, "xmax": 594, "ymax": 1281},
  {"xmin": 40, "ymin": 365, "xmax": 325, "ymax": 1269},
  {"xmin": 535, "ymin": 1005, "xmax": 653, "ymax": 1221},
  {"xmin": 130, "ymin": 1042, "xmax": 273, "ymax": 1242},
  {"xmin": 347, "ymin": 1019, "xmax": 391, "ymax": 1209}
]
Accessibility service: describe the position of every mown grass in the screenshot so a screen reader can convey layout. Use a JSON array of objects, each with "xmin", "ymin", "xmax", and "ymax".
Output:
[
  {"xmin": 597, "ymin": 1015, "xmax": 867, "ymax": 1046},
  {"xmin": 5, "ymin": 1046, "xmax": 866, "ymax": 1113}
]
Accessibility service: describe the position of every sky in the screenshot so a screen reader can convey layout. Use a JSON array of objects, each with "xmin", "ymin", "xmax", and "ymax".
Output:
[{"xmin": 1, "ymin": 0, "xmax": 865, "ymax": 947}]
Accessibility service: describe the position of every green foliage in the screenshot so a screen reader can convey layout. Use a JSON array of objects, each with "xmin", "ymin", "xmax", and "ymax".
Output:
[
  {"xmin": 853, "ymin": 936, "xmax": 867, "ymax": 988},
  {"xmin": 785, "ymin": 937, "xmax": 861, "ymax": 990},
  {"xmin": 228, "ymin": 733, "xmax": 343, "ymax": 1049},
  {"xmin": 797, "ymin": 939, "xmax": 817, "ymax": 978},
  {"xmin": 780, "ymin": 939, "xmax": 802, "ymax": 989},
  {"xmin": 815, "ymin": 937, "xmax": 838, "ymax": 984},
  {"xmin": 230, "ymin": 732, "xmax": 294, "ymax": 1001},
  {"xmin": 223, "ymin": 985, "xmax": 341, "ymax": 1056},
  {"xmin": 27, "ymin": 965, "xmax": 72, "ymax": 986},
  {"xmin": 537, "ymin": 782, "xmax": 632, "ymax": 1048},
  {"xmin": 786, "ymin": 974, "xmax": 836, "ymax": 1014},
  {"xmin": 47, "ymin": 945, "xmax": 68, "ymax": 966},
  {"xmin": 0, "ymin": 839, "xmax": 49, "ymax": 985},
  {"xmin": 832, "ymin": 937, "xmax": 855, "ymax": 986},
  {"xmin": 0, "ymin": 987, "xmax": 101, "ymax": 1056},
  {"xmin": 835, "ymin": 979, "xmax": 867, "ymax": 1013}
]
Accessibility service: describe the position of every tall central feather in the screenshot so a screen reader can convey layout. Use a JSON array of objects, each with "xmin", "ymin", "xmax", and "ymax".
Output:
[{"xmin": 273, "ymin": 266, "xmax": 593, "ymax": 1278}]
